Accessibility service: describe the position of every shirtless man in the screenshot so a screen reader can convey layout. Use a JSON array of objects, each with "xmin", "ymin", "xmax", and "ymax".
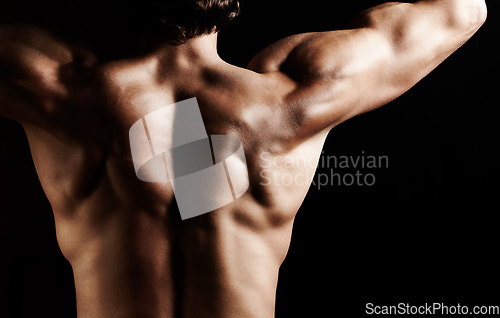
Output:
[{"xmin": 0, "ymin": 0, "xmax": 487, "ymax": 317}]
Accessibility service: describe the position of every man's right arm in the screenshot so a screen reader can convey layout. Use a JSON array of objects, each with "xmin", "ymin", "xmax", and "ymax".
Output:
[
  {"xmin": 248, "ymin": 0, "xmax": 487, "ymax": 139},
  {"xmin": 0, "ymin": 25, "xmax": 94, "ymax": 127}
]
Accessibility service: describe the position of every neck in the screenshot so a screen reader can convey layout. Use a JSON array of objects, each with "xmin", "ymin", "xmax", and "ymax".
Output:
[{"xmin": 138, "ymin": 33, "xmax": 222, "ymax": 69}]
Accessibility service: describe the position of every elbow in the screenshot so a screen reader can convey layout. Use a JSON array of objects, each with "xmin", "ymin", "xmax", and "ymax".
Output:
[
  {"xmin": 470, "ymin": 0, "xmax": 488, "ymax": 29},
  {"xmin": 450, "ymin": 0, "xmax": 488, "ymax": 33}
]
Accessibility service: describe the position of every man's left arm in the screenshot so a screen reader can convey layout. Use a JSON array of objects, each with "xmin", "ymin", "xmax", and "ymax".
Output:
[{"xmin": 249, "ymin": 0, "xmax": 487, "ymax": 139}]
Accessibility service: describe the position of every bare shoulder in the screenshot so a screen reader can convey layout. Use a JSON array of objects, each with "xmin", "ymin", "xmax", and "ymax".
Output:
[
  {"xmin": 245, "ymin": 28, "xmax": 384, "ymax": 140},
  {"xmin": 246, "ymin": 33, "xmax": 314, "ymax": 74},
  {"xmin": 0, "ymin": 24, "xmax": 97, "ymax": 126},
  {"xmin": 246, "ymin": 29, "xmax": 380, "ymax": 80}
]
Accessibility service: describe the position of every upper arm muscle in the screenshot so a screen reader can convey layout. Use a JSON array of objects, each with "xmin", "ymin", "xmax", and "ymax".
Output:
[
  {"xmin": 249, "ymin": 1, "xmax": 486, "ymax": 139},
  {"xmin": 337, "ymin": 0, "xmax": 486, "ymax": 120}
]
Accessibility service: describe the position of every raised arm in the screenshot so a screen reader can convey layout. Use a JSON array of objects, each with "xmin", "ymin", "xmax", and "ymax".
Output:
[
  {"xmin": 0, "ymin": 25, "xmax": 95, "ymax": 126},
  {"xmin": 248, "ymin": 0, "xmax": 487, "ymax": 138}
]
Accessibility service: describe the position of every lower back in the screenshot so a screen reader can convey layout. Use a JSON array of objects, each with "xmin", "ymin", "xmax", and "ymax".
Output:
[{"xmin": 56, "ymin": 189, "xmax": 292, "ymax": 318}]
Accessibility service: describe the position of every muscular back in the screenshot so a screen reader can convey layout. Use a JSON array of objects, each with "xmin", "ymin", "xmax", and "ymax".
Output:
[
  {"xmin": 0, "ymin": 1, "xmax": 486, "ymax": 317},
  {"xmin": 18, "ymin": 43, "xmax": 324, "ymax": 317}
]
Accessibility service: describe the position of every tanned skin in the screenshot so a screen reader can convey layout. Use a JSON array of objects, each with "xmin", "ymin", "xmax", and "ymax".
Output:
[{"xmin": 0, "ymin": 1, "xmax": 487, "ymax": 317}]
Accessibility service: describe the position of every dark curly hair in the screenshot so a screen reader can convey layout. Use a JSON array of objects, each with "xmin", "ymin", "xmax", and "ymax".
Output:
[{"xmin": 139, "ymin": 0, "xmax": 241, "ymax": 45}]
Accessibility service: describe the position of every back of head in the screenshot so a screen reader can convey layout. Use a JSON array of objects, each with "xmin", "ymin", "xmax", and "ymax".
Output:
[
  {"xmin": 0, "ymin": 0, "xmax": 241, "ymax": 59},
  {"xmin": 138, "ymin": 0, "xmax": 241, "ymax": 45}
]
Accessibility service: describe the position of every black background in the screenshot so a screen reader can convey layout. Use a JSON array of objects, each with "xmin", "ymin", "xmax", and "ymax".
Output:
[{"xmin": 1, "ymin": 0, "xmax": 499, "ymax": 317}]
